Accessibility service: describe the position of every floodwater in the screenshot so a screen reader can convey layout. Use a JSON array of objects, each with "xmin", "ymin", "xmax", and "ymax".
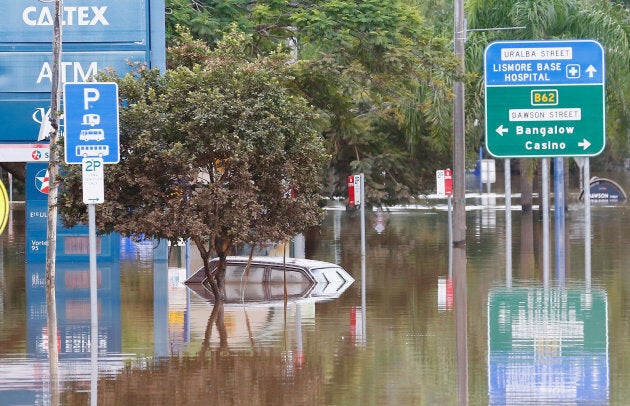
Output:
[{"xmin": 1, "ymin": 171, "xmax": 630, "ymax": 405}]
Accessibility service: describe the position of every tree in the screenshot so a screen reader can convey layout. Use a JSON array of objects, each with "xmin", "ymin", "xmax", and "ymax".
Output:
[
  {"xmin": 58, "ymin": 29, "xmax": 328, "ymax": 300},
  {"xmin": 165, "ymin": 0, "xmax": 457, "ymax": 206},
  {"xmin": 289, "ymin": 0, "xmax": 457, "ymax": 203}
]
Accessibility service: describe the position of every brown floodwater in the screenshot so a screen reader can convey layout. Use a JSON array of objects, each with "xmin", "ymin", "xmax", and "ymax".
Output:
[{"xmin": 1, "ymin": 170, "xmax": 630, "ymax": 405}]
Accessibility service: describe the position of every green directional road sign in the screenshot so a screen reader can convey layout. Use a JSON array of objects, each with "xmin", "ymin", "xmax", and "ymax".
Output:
[{"xmin": 484, "ymin": 40, "xmax": 605, "ymax": 158}]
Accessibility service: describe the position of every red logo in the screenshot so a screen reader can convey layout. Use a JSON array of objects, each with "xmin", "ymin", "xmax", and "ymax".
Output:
[{"xmin": 35, "ymin": 169, "xmax": 50, "ymax": 194}]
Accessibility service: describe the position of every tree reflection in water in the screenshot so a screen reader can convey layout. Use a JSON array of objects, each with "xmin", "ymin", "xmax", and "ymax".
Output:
[{"xmin": 78, "ymin": 301, "xmax": 326, "ymax": 405}]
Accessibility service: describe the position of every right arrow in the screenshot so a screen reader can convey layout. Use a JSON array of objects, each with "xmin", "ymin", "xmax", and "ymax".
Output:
[
  {"xmin": 578, "ymin": 139, "xmax": 591, "ymax": 150},
  {"xmin": 495, "ymin": 125, "xmax": 509, "ymax": 136}
]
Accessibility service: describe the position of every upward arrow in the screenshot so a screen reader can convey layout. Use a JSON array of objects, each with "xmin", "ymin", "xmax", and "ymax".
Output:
[{"xmin": 585, "ymin": 65, "xmax": 597, "ymax": 78}]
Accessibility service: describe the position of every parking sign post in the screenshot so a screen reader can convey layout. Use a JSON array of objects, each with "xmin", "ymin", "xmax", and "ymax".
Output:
[{"xmin": 64, "ymin": 83, "xmax": 119, "ymax": 353}]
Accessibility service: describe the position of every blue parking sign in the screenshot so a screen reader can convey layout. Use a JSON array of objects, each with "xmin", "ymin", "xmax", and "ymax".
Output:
[{"xmin": 64, "ymin": 82, "xmax": 120, "ymax": 164}]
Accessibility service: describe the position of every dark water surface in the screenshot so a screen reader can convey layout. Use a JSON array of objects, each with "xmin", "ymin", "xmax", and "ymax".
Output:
[{"xmin": 2, "ymin": 171, "xmax": 630, "ymax": 405}]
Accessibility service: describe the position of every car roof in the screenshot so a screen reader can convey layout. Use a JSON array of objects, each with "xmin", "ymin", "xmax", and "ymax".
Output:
[{"xmin": 212, "ymin": 256, "xmax": 344, "ymax": 271}]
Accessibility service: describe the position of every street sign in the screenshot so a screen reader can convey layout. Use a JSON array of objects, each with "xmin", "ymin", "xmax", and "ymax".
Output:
[
  {"xmin": 64, "ymin": 82, "xmax": 120, "ymax": 164},
  {"xmin": 484, "ymin": 40, "xmax": 605, "ymax": 158},
  {"xmin": 82, "ymin": 158, "xmax": 105, "ymax": 204},
  {"xmin": 348, "ymin": 175, "xmax": 362, "ymax": 206},
  {"xmin": 436, "ymin": 169, "xmax": 452, "ymax": 197}
]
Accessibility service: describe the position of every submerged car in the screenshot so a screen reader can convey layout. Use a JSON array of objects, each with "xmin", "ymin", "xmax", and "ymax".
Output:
[{"xmin": 185, "ymin": 256, "xmax": 355, "ymax": 303}]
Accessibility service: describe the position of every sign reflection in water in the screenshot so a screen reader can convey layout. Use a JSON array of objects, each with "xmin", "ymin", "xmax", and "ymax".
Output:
[{"xmin": 488, "ymin": 286, "xmax": 608, "ymax": 404}]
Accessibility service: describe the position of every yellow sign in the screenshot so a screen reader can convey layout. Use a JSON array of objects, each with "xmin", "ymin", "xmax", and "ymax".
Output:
[{"xmin": 0, "ymin": 181, "xmax": 8, "ymax": 235}]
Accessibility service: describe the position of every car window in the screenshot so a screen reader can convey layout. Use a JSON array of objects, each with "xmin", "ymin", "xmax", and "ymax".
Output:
[
  {"xmin": 268, "ymin": 267, "xmax": 310, "ymax": 283},
  {"xmin": 224, "ymin": 284, "xmax": 266, "ymax": 301},
  {"xmin": 225, "ymin": 265, "xmax": 266, "ymax": 283},
  {"xmin": 269, "ymin": 283, "xmax": 311, "ymax": 299}
]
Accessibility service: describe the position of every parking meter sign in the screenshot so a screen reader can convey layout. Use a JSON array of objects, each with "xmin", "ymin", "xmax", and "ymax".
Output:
[{"xmin": 64, "ymin": 82, "xmax": 120, "ymax": 164}]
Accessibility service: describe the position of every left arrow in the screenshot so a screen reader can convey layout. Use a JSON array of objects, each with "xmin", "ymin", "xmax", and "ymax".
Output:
[{"xmin": 496, "ymin": 125, "xmax": 509, "ymax": 136}]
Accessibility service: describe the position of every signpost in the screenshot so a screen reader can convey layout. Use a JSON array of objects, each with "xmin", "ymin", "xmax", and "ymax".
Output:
[
  {"xmin": 65, "ymin": 82, "xmax": 119, "ymax": 383},
  {"xmin": 347, "ymin": 175, "xmax": 362, "ymax": 206},
  {"xmin": 437, "ymin": 169, "xmax": 453, "ymax": 275},
  {"xmin": 484, "ymin": 40, "xmax": 605, "ymax": 158},
  {"xmin": 348, "ymin": 173, "xmax": 367, "ymax": 344}
]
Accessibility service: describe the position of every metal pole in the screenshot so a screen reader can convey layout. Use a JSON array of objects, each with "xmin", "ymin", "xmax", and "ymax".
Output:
[
  {"xmin": 554, "ymin": 158, "xmax": 566, "ymax": 281},
  {"xmin": 448, "ymin": 196, "xmax": 453, "ymax": 279},
  {"xmin": 504, "ymin": 159, "xmax": 512, "ymax": 287},
  {"xmin": 89, "ymin": 203, "xmax": 99, "ymax": 406},
  {"xmin": 584, "ymin": 158, "xmax": 591, "ymax": 286},
  {"xmin": 360, "ymin": 173, "xmax": 366, "ymax": 342},
  {"xmin": 542, "ymin": 158, "xmax": 550, "ymax": 285},
  {"xmin": 8, "ymin": 173, "xmax": 12, "ymax": 205}
]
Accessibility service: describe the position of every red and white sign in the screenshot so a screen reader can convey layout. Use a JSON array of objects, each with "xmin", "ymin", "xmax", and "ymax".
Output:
[
  {"xmin": 436, "ymin": 169, "xmax": 453, "ymax": 197},
  {"xmin": 348, "ymin": 174, "xmax": 361, "ymax": 206},
  {"xmin": 444, "ymin": 168, "xmax": 452, "ymax": 197},
  {"xmin": 0, "ymin": 143, "xmax": 49, "ymax": 162}
]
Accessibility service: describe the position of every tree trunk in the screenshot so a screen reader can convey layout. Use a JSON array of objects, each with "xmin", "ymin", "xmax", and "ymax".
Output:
[
  {"xmin": 194, "ymin": 238, "xmax": 221, "ymax": 300},
  {"xmin": 213, "ymin": 235, "xmax": 232, "ymax": 300}
]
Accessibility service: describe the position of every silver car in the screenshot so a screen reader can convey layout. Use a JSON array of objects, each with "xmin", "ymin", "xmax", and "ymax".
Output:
[{"xmin": 185, "ymin": 256, "xmax": 354, "ymax": 303}]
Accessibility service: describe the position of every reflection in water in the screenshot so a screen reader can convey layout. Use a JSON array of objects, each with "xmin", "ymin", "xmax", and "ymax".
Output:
[
  {"xmin": 4, "ymin": 185, "xmax": 630, "ymax": 404},
  {"xmin": 488, "ymin": 285, "xmax": 608, "ymax": 404},
  {"xmin": 453, "ymin": 247, "xmax": 468, "ymax": 406},
  {"xmin": 46, "ymin": 272, "xmax": 59, "ymax": 406}
]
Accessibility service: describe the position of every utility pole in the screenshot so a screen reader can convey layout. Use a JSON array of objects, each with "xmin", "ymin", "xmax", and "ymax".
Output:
[
  {"xmin": 453, "ymin": 0, "xmax": 466, "ymax": 248},
  {"xmin": 453, "ymin": 2, "xmax": 468, "ymax": 405},
  {"xmin": 46, "ymin": 1, "xmax": 62, "ymax": 402}
]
